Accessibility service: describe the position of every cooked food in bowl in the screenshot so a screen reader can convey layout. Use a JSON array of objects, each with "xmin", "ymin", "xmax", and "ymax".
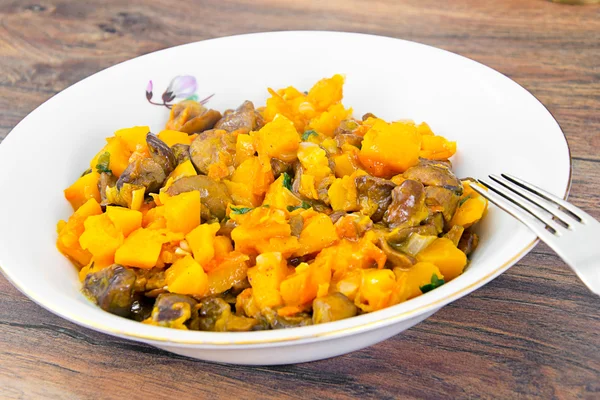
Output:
[{"xmin": 56, "ymin": 75, "xmax": 488, "ymax": 331}]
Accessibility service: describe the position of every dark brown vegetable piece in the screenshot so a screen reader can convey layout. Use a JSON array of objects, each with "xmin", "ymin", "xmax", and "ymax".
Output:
[
  {"xmin": 171, "ymin": 143, "xmax": 191, "ymax": 166},
  {"xmin": 82, "ymin": 264, "xmax": 137, "ymax": 317},
  {"xmin": 147, "ymin": 293, "xmax": 197, "ymax": 328},
  {"xmin": 355, "ymin": 175, "xmax": 396, "ymax": 222},
  {"xmin": 270, "ymin": 158, "xmax": 292, "ymax": 179},
  {"xmin": 425, "ymin": 186, "xmax": 460, "ymax": 222},
  {"xmin": 289, "ymin": 214, "xmax": 304, "ymax": 237},
  {"xmin": 383, "ymin": 179, "xmax": 429, "ymax": 229},
  {"xmin": 376, "ymin": 235, "xmax": 416, "ymax": 268},
  {"xmin": 117, "ymin": 158, "xmax": 166, "ymax": 194},
  {"xmin": 168, "ymin": 100, "xmax": 222, "ymax": 134},
  {"xmin": 313, "ymin": 293, "xmax": 358, "ymax": 324},
  {"xmin": 386, "ymin": 225, "xmax": 440, "ymax": 246},
  {"xmin": 97, "ymin": 172, "xmax": 117, "ymax": 203},
  {"xmin": 166, "ymin": 175, "xmax": 233, "ymax": 220},
  {"xmin": 189, "ymin": 129, "xmax": 237, "ymax": 175},
  {"xmin": 335, "ymin": 133, "xmax": 363, "ymax": 148},
  {"xmin": 147, "ymin": 133, "xmax": 176, "ymax": 176},
  {"xmin": 403, "ymin": 163, "xmax": 463, "ymax": 193},
  {"xmin": 458, "ymin": 231, "xmax": 479, "ymax": 256},
  {"xmin": 189, "ymin": 297, "xmax": 258, "ymax": 332},
  {"xmin": 214, "ymin": 100, "xmax": 258, "ymax": 134}
]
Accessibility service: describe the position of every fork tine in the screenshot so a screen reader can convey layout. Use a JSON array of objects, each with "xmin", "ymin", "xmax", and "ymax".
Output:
[
  {"xmin": 470, "ymin": 181, "xmax": 563, "ymax": 242},
  {"xmin": 489, "ymin": 175, "xmax": 574, "ymax": 227},
  {"xmin": 478, "ymin": 178, "xmax": 567, "ymax": 235},
  {"xmin": 501, "ymin": 173, "xmax": 587, "ymax": 223}
]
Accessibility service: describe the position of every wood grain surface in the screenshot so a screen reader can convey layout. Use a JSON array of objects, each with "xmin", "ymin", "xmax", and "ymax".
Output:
[{"xmin": 1, "ymin": 0, "xmax": 599, "ymax": 398}]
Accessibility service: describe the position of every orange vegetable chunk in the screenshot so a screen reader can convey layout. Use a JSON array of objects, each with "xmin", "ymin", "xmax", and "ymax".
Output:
[
  {"xmin": 64, "ymin": 171, "xmax": 101, "ymax": 211},
  {"xmin": 164, "ymin": 191, "xmax": 201, "ymax": 234},
  {"xmin": 105, "ymin": 206, "xmax": 142, "ymax": 237},
  {"xmin": 416, "ymin": 238, "xmax": 467, "ymax": 281},
  {"xmin": 114, "ymin": 228, "xmax": 164, "ymax": 269},
  {"xmin": 166, "ymin": 255, "xmax": 208, "ymax": 296}
]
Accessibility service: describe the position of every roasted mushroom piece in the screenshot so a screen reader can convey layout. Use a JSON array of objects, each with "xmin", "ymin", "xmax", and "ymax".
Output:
[
  {"xmin": 214, "ymin": 100, "xmax": 258, "ymax": 134},
  {"xmin": 189, "ymin": 297, "xmax": 258, "ymax": 332},
  {"xmin": 189, "ymin": 129, "xmax": 237, "ymax": 175},
  {"xmin": 144, "ymin": 293, "xmax": 197, "ymax": 329},
  {"xmin": 270, "ymin": 158, "xmax": 293, "ymax": 179},
  {"xmin": 166, "ymin": 100, "xmax": 222, "ymax": 134},
  {"xmin": 312, "ymin": 293, "xmax": 358, "ymax": 324},
  {"xmin": 355, "ymin": 175, "xmax": 396, "ymax": 222},
  {"xmin": 458, "ymin": 230, "xmax": 479, "ymax": 256},
  {"xmin": 383, "ymin": 179, "xmax": 429, "ymax": 229},
  {"xmin": 171, "ymin": 143, "xmax": 191, "ymax": 166},
  {"xmin": 83, "ymin": 264, "xmax": 137, "ymax": 317},
  {"xmin": 147, "ymin": 133, "xmax": 176, "ymax": 176},
  {"xmin": 116, "ymin": 158, "xmax": 166, "ymax": 194},
  {"xmin": 166, "ymin": 175, "xmax": 233, "ymax": 220},
  {"xmin": 402, "ymin": 162, "xmax": 463, "ymax": 194},
  {"xmin": 424, "ymin": 186, "xmax": 460, "ymax": 222},
  {"xmin": 334, "ymin": 133, "xmax": 363, "ymax": 148},
  {"xmin": 97, "ymin": 172, "xmax": 117, "ymax": 203}
]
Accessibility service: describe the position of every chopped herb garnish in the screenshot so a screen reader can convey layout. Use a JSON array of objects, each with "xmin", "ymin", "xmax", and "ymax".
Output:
[
  {"xmin": 303, "ymin": 90, "xmax": 308, "ymax": 95},
  {"xmin": 286, "ymin": 202, "xmax": 311, "ymax": 212},
  {"xmin": 302, "ymin": 130, "xmax": 318, "ymax": 141},
  {"xmin": 95, "ymin": 152, "xmax": 112, "ymax": 174},
  {"xmin": 459, "ymin": 195, "xmax": 472, "ymax": 207},
  {"xmin": 419, "ymin": 274, "xmax": 445, "ymax": 294},
  {"xmin": 80, "ymin": 168, "xmax": 93, "ymax": 177},
  {"xmin": 262, "ymin": 204, "xmax": 270, "ymax": 208},
  {"xmin": 230, "ymin": 206, "xmax": 253, "ymax": 215},
  {"xmin": 282, "ymin": 172, "xmax": 293, "ymax": 191},
  {"xmin": 186, "ymin": 94, "xmax": 199, "ymax": 101}
]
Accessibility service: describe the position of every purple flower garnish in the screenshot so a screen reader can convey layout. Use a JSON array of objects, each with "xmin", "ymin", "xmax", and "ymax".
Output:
[
  {"xmin": 162, "ymin": 75, "xmax": 197, "ymax": 103},
  {"xmin": 145, "ymin": 80, "xmax": 153, "ymax": 101}
]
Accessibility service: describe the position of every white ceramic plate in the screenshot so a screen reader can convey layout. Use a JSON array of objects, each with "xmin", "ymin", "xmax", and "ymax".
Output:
[{"xmin": 0, "ymin": 31, "xmax": 571, "ymax": 365}]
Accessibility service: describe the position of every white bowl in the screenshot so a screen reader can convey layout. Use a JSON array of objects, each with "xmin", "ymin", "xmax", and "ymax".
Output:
[{"xmin": 0, "ymin": 31, "xmax": 571, "ymax": 365}]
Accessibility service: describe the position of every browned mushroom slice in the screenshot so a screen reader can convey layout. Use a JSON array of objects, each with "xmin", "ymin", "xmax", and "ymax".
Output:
[
  {"xmin": 425, "ymin": 186, "xmax": 460, "ymax": 222},
  {"xmin": 335, "ymin": 133, "xmax": 363, "ymax": 148},
  {"xmin": 403, "ymin": 163, "xmax": 462, "ymax": 193},
  {"xmin": 355, "ymin": 175, "xmax": 396, "ymax": 222},
  {"xmin": 166, "ymin": 100, "xmax": 222, "ymax": 134},
  {"xmin": 97, "ymin": 172, "xmax": 117, "ymax": 203},
  {"xmin": 166, "ymin": 175, "xmax": 232, "ymax": 220},
  {"xmin": 145, "ymin": 293, "xmax": 198, "ymax": 329},
  {"xmin": 188, "ymin": 297, "xmax": 258, "ymax": 332},
  {"xmin": 376, "ymin": 235, "xmax": 416, "ymax": 269},
  {"xmin": 171, "ymin": 143, "xmax": 191, "ymax": 166},
  {"xmin": 312, "ymin": 293, "xmax": 358, "ymax": 324},
  {"xmin": 458, "ymin": 230, "xmax": 479, "ymax": 256},
  {"xmin": 117, "ymin": 158, "xmax": 166, "ymax": 194},
  {"xmin": 214, "ymin": 100, "xmax": 258, "ymax": 134},
  {"xmin": 83, "ymin": 264, "xmax": 137, "ymax": 317},
  {"xmin": 270, "ymin": 158, "xmax": 292, "ymax": 179},
  {"xmin": 383, "ymin": 180, "xmax": 430, "ymax": 229},
  {"xmin": 189, "ymin": 129, "xmax": 237, "ymax": 175},
  {"xmin": 147, "ymin": 133, "xmax": 176, "ymax": 176}
]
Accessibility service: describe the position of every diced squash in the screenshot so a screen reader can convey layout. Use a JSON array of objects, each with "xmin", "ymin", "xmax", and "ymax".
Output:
[
  {"xmin": 354, "ymin": 268, "xmax": 397, "ymax": 312},
  {"xmin": 166, "ymin": 255, "xmax": 208, "ymax": 296},
  {"xmin": 223, "ymin": 180, "xmax": 258, "ymax": 207},
  {"xmin": 297, "ymin": 142, "xmax": 331, "ymax": 181},
  {"xmin": 308, "ymin": 103, "xmax": 352, "ymax": 137},
  {"xmin": 64, "ymin": 171, "xmax": 101, "ymax": 211},
  {"xmin": 253, "ymin": 114, "xmax": 300, "ymax": 164},
  {"xmin": 416, "ymin": 238, "xmax": 467, "ymax": 281},
  {"xmin": 296, "ymin": 213, "xmax": 338, "ymax": 256},
  {"xmin": 328, "ymin": 174, "xmax": 359, "ymax": 212},
  {"xmin": 114, "ymin": 126, "xmax": 150, "ymax": 152},
  {"xmin": 207, "ymin": 252, "xmax": 249, "ymax": 294},
  {"xmin": 164, "ymin": 191, "xmax": 201, "ymax": 234},
  {"xmin": 359, "ymin": 120, "xmax": 421, "ymax": 177},
  {"xmin": 307, "ymin": 74, "xmax": 344, "ymax": 112},
  {"xmin": 280, "ymin": 258, "xmax": 332, "ymax": 306},
  {"xmin": 114, "ymin": 228, "xmax": 164, "ymax": 269},
  {"xmin": 185, "ymin": 222, "xmax": 220, "ymax": 265},
  {"xmin": 235, "ymin": 134, "xmax": 255, "ymax": 167},
  {"xmin": 450, "ymin": 182, "xmax": 488, "ymax": 228},
  {"xmin": 333, "ymin": 151, "xmax": 360, "ymax": 178},
  {"xmin": 56, "ymin": 198, "xmax": 103, "ymax": 266},
  {"xmin": 158, "ymin": 129, "xmax": 192, "ymax": 147},
  {"xmin": 262, "ymin": 174, "xmax": 302, "ymax": 210},
  {"xmin": 393, "ymin": 262, "xmax": 444, "ymax": 301},
  {"xmin": 213, "ymin": 236, "xmax": 234, "ymax": 259},
  {"xmin": 231, "ymin": 207, "xmax": 292, "ymax": 255},
  {"xmin": 105, "ymin": 206, "xmax": 142, "ymax": 237},
  {"xmin": 420, "ymin": 135, "xmax": 457, "ymax": 160},
  {"xmin": 169, "ymin": 160, "xmax": 197, "ymax": 182},
  {"xmin": 230, "ymin": 157, "xmax": 274, "ymax": 206},
  {"xmin": 247, "ymin": 252, "xmax": 289, "ymax": 309},
  {"xmin": 89, "ymin": 137, "xmax": 131, "ymax": 177},
  {"xmin": 79, "ymin": 214, "xmax": 124, "ymax": 266}
]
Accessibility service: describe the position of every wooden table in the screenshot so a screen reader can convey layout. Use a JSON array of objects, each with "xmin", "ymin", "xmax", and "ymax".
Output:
[{"xmin": 1, "ymin": 1, "xmax": 599, "ymax": 398}]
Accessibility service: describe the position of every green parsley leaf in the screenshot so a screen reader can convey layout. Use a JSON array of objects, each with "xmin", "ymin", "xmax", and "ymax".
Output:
[
  {"xmin": 282, "ymin": 172, "xmax": 293, "ymax": 191},
  {"xmin": 80, "ymin": 168, "xmax": 93, "ymax": 177},
  {"xmin": 419, "ymin": 274, "xmax": 445, "ymax": 294},
  {"xmin": 230, "ymin": 206, "xmax": 253, "ymax": 215},
  {"xmin": 95, "ymin": 152, "xmax": 112, "ymax": 174},
  {"xmin": 459, "ymin": 195, "xmax": 472, "ymax": 207},
  {"xmin": 286, "ymin": 202, "xmax": 311, "ymax": 212},
  {"xmin": 302, "ymin": 130, "xmax": 318, "ymax": 141}
]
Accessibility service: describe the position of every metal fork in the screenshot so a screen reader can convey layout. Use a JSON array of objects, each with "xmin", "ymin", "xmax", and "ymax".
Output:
[{"xmin": 470, "ymin": 173, "xmax": 600, "ymax": 296}]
